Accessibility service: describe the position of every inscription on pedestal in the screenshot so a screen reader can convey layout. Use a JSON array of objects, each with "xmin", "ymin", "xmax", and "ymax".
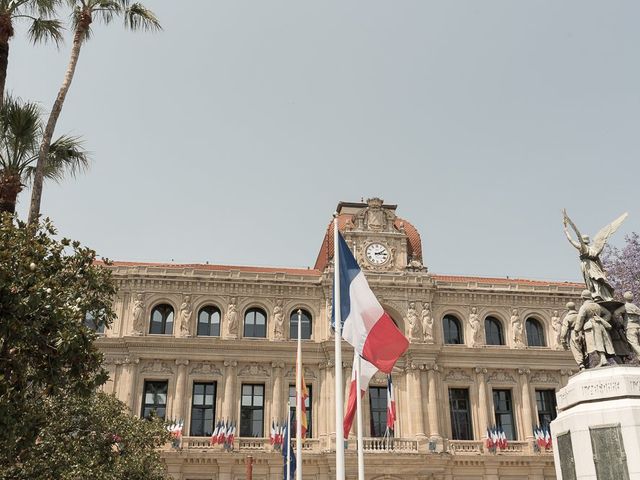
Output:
[
  {"xmin": 557, "ymin": 432, "xmax": 577, "ymax": 480},
  {"xmin": 589, "ymin": 424, "xmax": 629, "ymax": 480}
]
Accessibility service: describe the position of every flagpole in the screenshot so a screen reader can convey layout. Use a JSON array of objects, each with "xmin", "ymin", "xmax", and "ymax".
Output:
[
  {"xmin": 355, "ymin": 353, "xmax": 365, "ymax": 480},
  {"xmin": 333, "ymin": 213, "xmax": 345, "ymax": 480},
  {"xmin": 287, "ymin": 401, "xmax": 291, "ymax": 480},
  {"xmin": 296, "ymin": 309, "xmax": 303, "ymax": 480}
]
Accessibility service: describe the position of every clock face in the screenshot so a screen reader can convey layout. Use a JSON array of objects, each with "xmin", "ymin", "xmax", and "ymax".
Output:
[{"xmin": 365, "ymin": 243, "xmax": 390, "ymax": 265}]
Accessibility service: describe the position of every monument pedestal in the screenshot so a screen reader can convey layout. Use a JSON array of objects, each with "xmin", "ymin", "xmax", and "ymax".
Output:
[{"xmin": 551, "ymin": 365, "xmax": 640, "ymax": 480}]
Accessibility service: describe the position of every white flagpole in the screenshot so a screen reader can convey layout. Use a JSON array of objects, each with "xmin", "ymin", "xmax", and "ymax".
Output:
[
  {"xmin": 287, "ymin": 401, "xmax": 291, "ymax": 480},
  {"xmin": 355, "ymin": 354, "xmax": 365, "ymax": 480},
  {"xmin": 333, "ymin": 213, "xmax": 345, "ymax": 480},
  {"xmin": 296, "ymin": 309, "xmax": 303, "ymax": 480}
]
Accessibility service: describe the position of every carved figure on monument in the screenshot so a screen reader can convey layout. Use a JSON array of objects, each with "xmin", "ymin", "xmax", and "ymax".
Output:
[
  {"xmin": 613, "ymin": 291, "xmax": 640, "ymax": 358},
  {"xmin": 273, "ymin": 299, "xmax": 284, "ymax": 340},
  {"xmin": 226, "ymin": 297, "xmax": 238, "ymax": 337},
  {"xmin": 560, "ymin": 302, "xmax": 586, "ymax": 369},
  {"xmin": 406, "ymin": 302, "xmax": 421, "ymax": 341},
  {"xmin": 365, "ymin": 197, "xmax": 385, "ymax": 231},
  {"xmin": 132, "ymin": 293, "xmax": 145, "ymax": 335},
  {"xmin": 511, "ymin": 309, "xmax": 526, "ymax": 349},
  {"xmin": 551, "ymin": 310, "xmax": 563, "ymax": 350},
  {"xmin": 563, "ymin": 210, "xmax": 628, "ymax": 301},
  {"xmin": 575, "ymin": 290, "xmax": 616, "ymax": 368},
  {"xmin": 179, "ymin": 295, "xmax": 192, "ymax": 337},
  {"xmin": 469, "ymin": 307, "xmax": 483, "ymax": 347},
  {"xmin": 421, "ymin": 302, "xmax": 433, "ymax": 343}
]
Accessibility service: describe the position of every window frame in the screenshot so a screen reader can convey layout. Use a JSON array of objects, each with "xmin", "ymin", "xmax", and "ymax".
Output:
[
  {"xmin": 535, "ymin": 389, "xmax": 557, "ymax": 429},
  {"xmin": 149, "ymin": 304, "xmax": 174, "ymax": 335},
  {"xmin": 289, "ymin": 309, "xmax": 312, "ymax": 340},
  {"xmin": 197, "ymin": 305, "xmax": 221, "ymax": 337},
  {"xmin": 243, "ymin": 307, "xmax": 267, "ymax": 338},
  {"xmin": 240, "ymin": 383, "xmax": 265, "ymax": 437},
  {"xmin": 141, "ymin": 380, "xmax": 168, "ymax": 420},
  {"xmin": 493, "ymin": 389, "xmax": 517, "ymax": 440},
  {"xmin": 190, "ymin": 381, "xmax": 217, "ymax": 436},
  {"xmin": 485, "ymin": 316, "xmax": 505, "ymax": 346},
  {"xmin": 449, "ymin": 388, "xmax": 473, "ymax": 440},
  {"xmin": 368, "ymin": 386, "xmax": 388, "ymax": 438},
  {"xmin": 443, "ymin": 314, "xmax": 463, "ymax": 345},
  {"xmin": 525, "ymin": 317, "xmax": 546, "ymax": 347}
]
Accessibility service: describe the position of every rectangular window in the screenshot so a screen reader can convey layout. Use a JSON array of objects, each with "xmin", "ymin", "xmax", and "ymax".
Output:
[
  {"xmin": 369, "ymin": 386, "xmax": 387, "ymax": 437},
  {"xmin": 190, "ymin": 382, "xmax": 216, "ymax": 436},
  {"xmin": 493, "ymin": 389, "xmax": 516, "ymax": 440},
  {"xmin": 240, "ymin": 384, "xmax": 264, "ymax": 437},
  {"xmin": 288, "ymin": 384, "xmax": 312, "ymax": 437},
  {"xmin": 449, "ymin": 388, "xmax": 473, "ymax": 440},
  {"xmin": 141, "ymin": 380, "xmax": 168, "ymax": 420},
  {"xmin": 535, "ymin": 389, "xmax": 557, "ymax": 429}
]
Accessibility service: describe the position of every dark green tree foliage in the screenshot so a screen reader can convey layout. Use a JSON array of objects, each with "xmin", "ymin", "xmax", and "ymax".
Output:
[{"xmin": 0, "ymin": 216, "xmax": 170, "ymax": 479}]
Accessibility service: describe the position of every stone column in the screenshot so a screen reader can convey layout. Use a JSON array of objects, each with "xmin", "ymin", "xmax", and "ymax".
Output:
[
  {"xmin": 221, "ymin": 360, "xmax": 238, "ymax": 421},
  {"xmin": 272, "ymin": 361, "xmax": 284, "ymax": 425},
  {"xmin": 326, "ymin": 360, "xmax": 335, "ymax": 442},
  {"xmin": 419, "ymin": 365, "xmax": 430, "ymax": 439},
  {"xmin": 427, "ymin": 363, "xmax": 441, "ymax": 439},
  {"xmin": 518, "ymin": 368, "xmax": 534, "ymax": 441},
  {"xmin": 172, "ymin": 359, "xmax": 189, "ymax": 421},
  {"xmin": 118, "ymin": 356, "xmax": 139, "ymax": 412},
  {"xmin": 406, "ymin": 362, "xmax": 426, "ymax": 438},
  {"xmin": 475, "ymin": 367, "xmax": 489, "ymax": 440}
]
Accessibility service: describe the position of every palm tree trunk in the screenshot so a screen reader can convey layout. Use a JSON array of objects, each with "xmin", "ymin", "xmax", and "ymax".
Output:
[
  {"xmin": 0, "ymin": 13, "xmax": 14, "ymax": 106},
  {"xmin": 0, "ymin": 171, "xmax": 22, "ymax": 214},
  {"xmin": 27, "ymin": 12, "xmax": 90, "ymax": 225}
]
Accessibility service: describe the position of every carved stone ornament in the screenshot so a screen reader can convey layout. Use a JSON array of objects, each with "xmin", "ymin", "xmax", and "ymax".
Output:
[
  {"xmin": 140, "ymin": 360, "xmax": 174, "ymax": 374},
  {"xmin": 190, "ymin": 362, "xmax": 222, "ymax": 376},
  {"xmin": 487, "ymin": 369, "xmax": 516, "ymax": 384},
  {"xmin": 444, "ymin": 369, "xmax": 472, "ymax": 382},
  {"xmin": 238, "ymin": 363, "xmax": 270, "ymax": 377},
  {"xmin": 285, "ymin": 366, "xmax": 317, "ymax": 379},
  {"xmin": 371, "ymin": 371, "xmax": 387, "ymax": 385},
  {"xmin": 530, "ymin": 370, "xmax": 559, "ymax": 385}
]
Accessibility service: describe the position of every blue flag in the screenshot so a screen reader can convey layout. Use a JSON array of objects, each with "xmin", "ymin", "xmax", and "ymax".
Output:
[{"xmin": 281, "ymin": 414, "xmax": 296, "ymax": 479}]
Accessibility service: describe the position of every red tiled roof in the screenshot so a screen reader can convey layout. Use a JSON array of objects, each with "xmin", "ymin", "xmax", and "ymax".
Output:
[
  {"xmin": 432, "ymin": 274, "xmax": 583, "ymax": 288},
  {"xmin": 313, "ymin": 214, "xmax": 423, "ymax": 271},
  {"xmin": 102, "ymin": 260, "xmax": 321, "ymax": 277}
]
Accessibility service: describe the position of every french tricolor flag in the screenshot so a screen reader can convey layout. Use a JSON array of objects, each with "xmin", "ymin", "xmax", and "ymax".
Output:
[
  {"xmin": 386, "ymin": 374, "xmax": 396, "ymax": 431},
  {"xmin": 343, "ymin": 353, "xmax": 378, "ymax": 439},
  {"xmin": 333, "ymin": 233, "xmax": 409, "ymax": 373}
]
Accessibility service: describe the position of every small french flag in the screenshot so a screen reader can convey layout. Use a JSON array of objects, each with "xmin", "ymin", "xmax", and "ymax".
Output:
[{"xmin": 386, "ymin": 374, "xmax": 396, "ymax": 431}]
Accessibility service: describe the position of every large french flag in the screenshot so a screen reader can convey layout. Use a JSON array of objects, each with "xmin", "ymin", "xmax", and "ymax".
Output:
[
  {"xmin": 343, "ymin": 353, "xmax": 378, "ymax": 439},
  {"xmin": 333, "ymin": 233, "xmax": 409, "ymax": 373}
]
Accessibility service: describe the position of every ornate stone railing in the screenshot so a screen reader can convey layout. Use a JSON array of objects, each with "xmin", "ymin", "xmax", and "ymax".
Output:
[
  {"xmin": 361, "ymin": 437, "xmax": 418, "ymax": 452},
  {"xmin": 498, "ymin": 441, "xmax": 527, "ymax": 454},
  {"xmin": 447, "ymin": 440, "xmax": 484, "ymax": 454}
]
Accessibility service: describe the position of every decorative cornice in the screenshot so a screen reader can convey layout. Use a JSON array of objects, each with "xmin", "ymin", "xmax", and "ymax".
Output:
[
  {"xmin": 530, "ymin": 370, "xmax": 560, "ymax": 384},
  {"xmin": 140, "ymin": 359, "xmax": 173, "ymax": 374},
  {"xmin": 190, "ymin": 362, "xmax": 222, "ymax": 376},
  {"xmin": 487, "ymin": 369, "xmax": 516, "ymax": 384},
  {"xmin": 444, "ymin": 369, "xmax": 472, "ymax": 382},
  {"xmin": 238, "ymin": 363, "xmax": 270, "ymax": 377}
]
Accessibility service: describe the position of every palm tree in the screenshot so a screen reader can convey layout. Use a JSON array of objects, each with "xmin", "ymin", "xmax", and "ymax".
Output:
[
  {"xmin": 27, "ymin": 0, "xmax": 160, "ymax": 224},
  {"xmin": 0, "ymin": 96, "xmax": 88, "ymax": 214},
  {"xmin": 0, "ymin": 0, "xmax": 63, "ymax": 104}
]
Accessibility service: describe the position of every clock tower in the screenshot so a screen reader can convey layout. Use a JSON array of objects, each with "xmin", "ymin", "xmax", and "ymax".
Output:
[{"xmin": 314, "ymin": 197, "xmax": 426, "ymax": 273}]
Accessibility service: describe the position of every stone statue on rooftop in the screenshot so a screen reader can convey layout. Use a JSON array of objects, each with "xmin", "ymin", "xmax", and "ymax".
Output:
[
  {"xmin": 273, "ymin": 299, "xmax": 284, "ymax": 340},
  {"xmin": 563, "ymin": 209, "xmax": 628, "ymax": 302},
  {"xmin": 406, "ymin": 302, "xmax": 421, "ymax": 341},
  {"xmin": 469, "ymin": 307, "xmax": 483, "ymax": 347},
  {"xmin": 226, "ymin": 297, "xmax": 238, "ymax": 338},
  {"xmin": 551, "ymin": 310, "xmax": 562, "ymax": 350},
  {"xmin": 511, "ymin": 309, "xmax": 526, "ymax": 349},
  {"xmin": 132, "ymin": 293, "xmax": 145, "ymax": 335},
  {"xmin": 179, "ymin": 295, "xmax": 192, "ymax": 337}
]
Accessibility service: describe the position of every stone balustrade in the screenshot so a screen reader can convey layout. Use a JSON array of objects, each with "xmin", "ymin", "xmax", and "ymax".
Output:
[{"xmin": 446, "ymin": 440, "xmax": 484, "ymax": 454}]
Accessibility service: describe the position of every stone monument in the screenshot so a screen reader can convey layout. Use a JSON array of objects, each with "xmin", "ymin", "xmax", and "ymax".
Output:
[{"xmin": 552, "ymin": 211, "xmax": 640, "ymax": 480}]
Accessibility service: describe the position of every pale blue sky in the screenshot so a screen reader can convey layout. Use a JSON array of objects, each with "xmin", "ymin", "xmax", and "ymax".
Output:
[{"xmin": 10, "ymin": 1, "xmax": 640, "ymax": 281}]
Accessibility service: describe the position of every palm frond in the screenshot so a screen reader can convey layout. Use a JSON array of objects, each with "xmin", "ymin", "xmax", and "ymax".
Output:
[
  {"xmin": 25, "ymin": 134, "xmax": 90, "ymax": 183},
  {"xmin": 0, "ymin": 96, "xmax": 41, "ymax": 171},
  {"xmin": 124, "ymin": 3, "xmax": 161, "ymax": 32},
  {"xmin": 28, "ymin": 17, "xmax": 64, "ymax": 46},
  {"xmin": 27, "ymin": 0, "xmax": 61, "ymax": 18},
  {"xmin": 93, "ymin": 0, "xmax": 121, "ymax": 25}
]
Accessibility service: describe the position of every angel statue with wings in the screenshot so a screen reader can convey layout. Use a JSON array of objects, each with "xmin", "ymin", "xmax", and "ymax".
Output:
[{"xmin": 563, "ymin": 210, "xmax": 628, "ymax": 302}]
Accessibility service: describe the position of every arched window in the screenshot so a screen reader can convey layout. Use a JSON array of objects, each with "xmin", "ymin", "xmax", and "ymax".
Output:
[
  {"xmin": 197, "ymin": 305, "xmax": 221, "ymax": 336},
  {"xmin": 526, "ymin": 318, "xmax": 546, "ymax": 347},
  {"xmin": 443, "ymin": 315, "xmax": 463, "ymax": 344},
  {"xmin": 290, "ymin": 309, "xmax": 312, "ymax": 340},
  {"xmin": 150, "ymin": 304, "xmax": 174, "ymax": 335},
  {"xmin": 485, "ymin": 317, "xmax": 504, "ymax": 345},
  {"xmin": 244, "ymin": 308, "xmax": 267, "ymax": 338}
]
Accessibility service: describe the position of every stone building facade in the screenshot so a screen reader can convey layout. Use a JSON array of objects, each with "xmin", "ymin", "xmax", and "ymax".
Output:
[{"xmin": 97, "ymin": 199, "xmax": 580, "ymax": 480}]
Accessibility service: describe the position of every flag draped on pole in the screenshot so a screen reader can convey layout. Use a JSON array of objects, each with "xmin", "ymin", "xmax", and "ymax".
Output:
[
  {"xmin": 282, "ymin": 413, "xmax": 296, "ymax": 479},
  {"xmin": 386, "ymin": 374, "xmax": 396, "ymax": 432},
  {"xmin": 333, "ymin": 233, "xmax": 409, "ymax": 373},
  {"xmin": 343, "ymin": 353, "xmax": 378, "ymax": 439},
  {"xmin": 297, "ymin": 370, "xmax": 309, "ymax": 438}
]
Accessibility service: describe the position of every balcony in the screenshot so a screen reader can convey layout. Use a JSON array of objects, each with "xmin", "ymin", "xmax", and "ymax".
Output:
[{"xmin": 445, "ymin": 440, "xmax": 552, "ymax": 456}]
